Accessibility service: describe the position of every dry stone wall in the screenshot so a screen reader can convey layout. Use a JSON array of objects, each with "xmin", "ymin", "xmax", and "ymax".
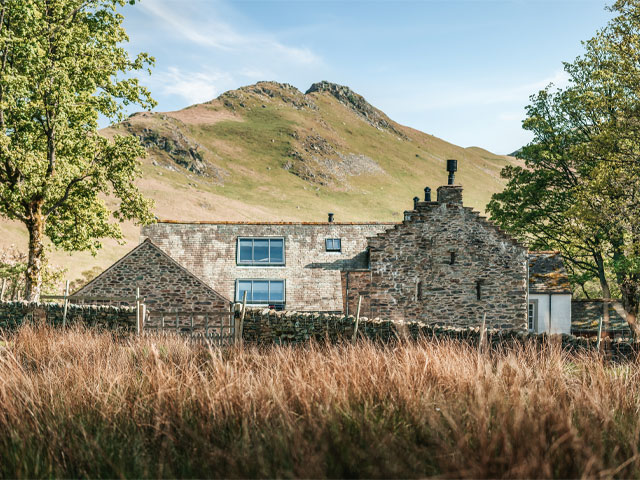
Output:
[
  {"xmin": 0, "ymin": 301, "xmax": 136, "ymax": 332},
  {"xmin": 240, "ymin": 308, "xmax": 638, "ymax": 361}
]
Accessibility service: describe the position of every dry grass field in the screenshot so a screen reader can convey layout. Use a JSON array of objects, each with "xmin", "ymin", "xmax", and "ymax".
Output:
[{"xmin": 0, "ymin": 325, "xmax": 638, "ymax": 478}]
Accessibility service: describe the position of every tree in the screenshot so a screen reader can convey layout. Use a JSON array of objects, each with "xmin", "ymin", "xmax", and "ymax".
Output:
[
  {"xmin": 0, "ymin": 245, "xmax": 65, "ymax": 299},
  {"xmin": 488, "ymin": 0, "xmax": 640, "ymax": 336},
  {"xmin": 0, "ymin": 0, "xmax": 156, "ymax": 301}
]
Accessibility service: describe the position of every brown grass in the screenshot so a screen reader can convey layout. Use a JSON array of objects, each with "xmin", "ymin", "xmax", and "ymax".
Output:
[{"xmin": 0, "ymin": 325, "xmax": 639, "ymax": 478}]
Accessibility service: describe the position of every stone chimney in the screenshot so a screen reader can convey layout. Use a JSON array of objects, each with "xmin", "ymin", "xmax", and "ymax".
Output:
[{"xmin": 437, "ymin": 185, "xmax": 463, "ymax": 205}]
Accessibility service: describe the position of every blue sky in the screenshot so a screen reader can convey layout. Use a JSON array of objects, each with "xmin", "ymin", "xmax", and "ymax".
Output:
[{"xmin": 121, "ymin": 0, "xmax": 612, "ymax": 154}]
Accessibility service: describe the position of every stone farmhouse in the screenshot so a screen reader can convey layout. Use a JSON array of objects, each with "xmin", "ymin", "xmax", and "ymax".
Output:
[{"xmin": 73, "ymin": 164, "xmax": 572, "ymax": 333}]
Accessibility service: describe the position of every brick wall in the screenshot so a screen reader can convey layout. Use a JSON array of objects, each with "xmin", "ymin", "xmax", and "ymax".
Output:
[
  {"xmin": 72, "ymin": 240, "xmax": 230, "ymax": 313},
  {"xmin": 367, "ymin": 188, "xmax": 528, "ymax": 329},
  {"xmin": 142, "ymin": 222, "xmax": 393, "ymax": 312}
]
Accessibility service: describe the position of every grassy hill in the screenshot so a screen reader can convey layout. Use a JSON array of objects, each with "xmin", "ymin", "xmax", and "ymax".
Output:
[{"xmin": 0, "ymin": 81, "xmax": 520, "ymax": 285}]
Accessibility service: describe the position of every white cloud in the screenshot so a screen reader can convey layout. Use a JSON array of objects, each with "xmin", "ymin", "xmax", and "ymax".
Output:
[
  {"xmin": 139, "ymin": 0, "xmax": 321, "ymax": 66},
  {"xmin": 152, "ymin": 67, "xmax": 232, "ymax": 104}
]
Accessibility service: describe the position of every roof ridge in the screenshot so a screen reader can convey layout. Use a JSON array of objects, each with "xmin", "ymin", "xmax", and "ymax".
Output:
[{"xmin": 155, "ymin": 220, "xmax": 399, "ymax": 226}]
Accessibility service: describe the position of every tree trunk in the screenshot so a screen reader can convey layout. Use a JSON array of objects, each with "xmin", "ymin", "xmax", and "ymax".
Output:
[
  {"xmin": 25, "ymin": 208, "xmax": 45, "ymax": 302},
  {"xmin": 620, "ymin": 279, "xmax": 640, "ymax": 339},
  {"xmin": 593, "ymin": 251, "xmax": 613, "ymax": 333}
]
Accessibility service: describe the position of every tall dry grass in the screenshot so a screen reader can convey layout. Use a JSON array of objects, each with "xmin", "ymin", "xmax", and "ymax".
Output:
[{"xmin": 0, "ymin": 325, "xmax": 639, "ymax": 478}]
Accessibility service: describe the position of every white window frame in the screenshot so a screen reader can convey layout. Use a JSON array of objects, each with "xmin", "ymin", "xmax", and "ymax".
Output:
[
  {"xmin": 235, "ymin": 279, "xmax": 286, "ymax": 305},
  {"xmin": 528, "ymin": 300, "xmax": 539, "ymax": 332},
  {"xmin": 237, "ymin": 237, "xmax": 285, "ymax": 266},
  {"xmin": 325, "ymin": 238, "xmax": 342, "ymax": 252}
]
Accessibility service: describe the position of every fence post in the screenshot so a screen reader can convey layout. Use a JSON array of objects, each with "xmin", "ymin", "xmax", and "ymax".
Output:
[
  {"xmin": 135, "ymin": 287, "xmax": 141, "ymax": 336},
  {"xmin": 478, "ymin": 312, "xmax": 487, "ymax": 355},
  {"xmin": 62, "ymin": 280, "xmax": 70, "ymax": 328},
  {"xmin": 352, "ymin": 295, "xmax": 362, "ymax": 344},
  {"xmin": 239, "ymin": 292, "xmax": 247, "ymax": 344},
  {"xmin": 190, "ymin": 313, "xmax": 194, "ymax": 340},
  {"xmin": 0, "ymin": 278, "xmax": 6, "ymax": 302},
  {"xmin": 597, "ymin": 315, "xmax": 603, "ymax": 352}
]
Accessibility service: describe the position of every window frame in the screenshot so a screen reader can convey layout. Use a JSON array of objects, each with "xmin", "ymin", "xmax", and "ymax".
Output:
[
  {"xmin": 235, "ymin": 279, "xmax": 286, "ymax": 305},
  {"xmin": 528, "ymin": 299, "xmax": 539, "ymax": 332},
  {"xmin": 325, "ymin": 238, "xmax": 342, "ymax": 252},
  {"xmin": 236, "ymin": 237, "xmax": 285, "ymax": 266}
]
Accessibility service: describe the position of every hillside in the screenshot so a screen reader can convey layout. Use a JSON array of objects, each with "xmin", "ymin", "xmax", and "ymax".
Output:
[{"xmin": 0, "ymin": 81, "xmax": 519, "ymax": 285}]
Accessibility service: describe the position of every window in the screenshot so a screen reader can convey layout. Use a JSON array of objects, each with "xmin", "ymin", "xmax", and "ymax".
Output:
[
  {"xmin": 237, "ymin": 238, "xmax": 284, "ymax": 265},
  {"xmin": 528, "ymin": 300, "xmax": 538, "ymax": 332},
  {"xmin": 325, "ymin": 238, "xmax": 342, "ymax": 252},
  {"xmin": 236, "ymin": 279, "xmax": 285, "ymax": 305},
  {"xmin": 476, "ymin": 280, "xmax": 483, "ymax": 300},
  {"xmin": 450, "ymin": 251, "xmax": 456, "ymax": 265}
]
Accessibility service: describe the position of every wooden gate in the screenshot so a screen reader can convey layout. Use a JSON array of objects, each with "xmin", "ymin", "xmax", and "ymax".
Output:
[{"xmin": 145, "ymin": 309, "xmax": 239, "ymax": 346}]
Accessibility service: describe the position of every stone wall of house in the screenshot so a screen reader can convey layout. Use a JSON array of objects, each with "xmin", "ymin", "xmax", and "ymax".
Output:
[
  {"xmin": 0, "ymin": 301, "xmax": 136, "ymax": 331},
  {"xmin": 142, "ymin": 222, "xmax": 393, "ymax": 312},
  {"xmin": 340, "ymin": 270, "xmax": 372, "ymax": 317},
  {"xmin": 365, "ymin": 186, "xmax": 529, "ymax": 329},
  {"xmin": 72, "ymin": 240, "xmax": 230, "ymax": 313}
]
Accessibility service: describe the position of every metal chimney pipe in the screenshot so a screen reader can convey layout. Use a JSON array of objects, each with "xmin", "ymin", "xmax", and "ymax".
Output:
[
  {"xmin": 413, "ymin": 196, "xmax": 419, "ymax": 209},
  {"xmin": 447, "ymin": 159, "xmax": 458, "ymax": 185},
  {"xmin": 424, "ymin": 187, "xmax": 431, "ymax": 202},
  {"xmin": 328, "ymin": 213, "xmax": 334, "ymax": 223}
]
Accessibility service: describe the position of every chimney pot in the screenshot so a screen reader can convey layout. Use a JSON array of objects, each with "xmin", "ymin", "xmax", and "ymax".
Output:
[
  {"xmin": 413, "ymin": 196, "xmax": 419, "ymax": 208},
  {"xmin": 328, "ymin": 213, "xmax": 334, "ymax": 223},
  {"xmin": 446, "ymin": 159, "xmax": 458, "ymax": 185},
  {"xmin": 424, "ymin": 187, "xmax": 431, "ymax": 202}
]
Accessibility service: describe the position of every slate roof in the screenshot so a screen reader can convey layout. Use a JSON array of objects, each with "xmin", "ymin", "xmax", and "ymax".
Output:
[
  {"xmin": 528, "ymin": 252, "xmax": 572, "ymax": 294},
  {"xmin": 571, "ymin": 299, "xmax": 630, "ymax": 335}
]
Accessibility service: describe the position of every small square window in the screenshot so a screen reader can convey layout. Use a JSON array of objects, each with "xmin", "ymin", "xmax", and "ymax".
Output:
[{"xmin": 325, "ymin": 238, "xmax": 342, "ymax": 252}]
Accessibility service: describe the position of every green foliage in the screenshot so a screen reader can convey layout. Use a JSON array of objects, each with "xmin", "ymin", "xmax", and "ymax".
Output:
[
  {"xmin": 0, "ymin": 0, "xmax": 156, "ymax": 299},
  {"xmin": 488, "ymin": 0, "xmax": 640, "ymax": 330}
]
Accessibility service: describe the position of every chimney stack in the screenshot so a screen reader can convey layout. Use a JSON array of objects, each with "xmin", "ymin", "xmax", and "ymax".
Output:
[
  {"xmin": 446, "ymin": 159, "xmax": 458, "ymax": 185},
  {"xmin": 424, "ymin": 187, "xmax": 431, "ymax": 202},
  {"xmin": 328, "ymin": 213, "xmax": 334, "ymax": 223}
]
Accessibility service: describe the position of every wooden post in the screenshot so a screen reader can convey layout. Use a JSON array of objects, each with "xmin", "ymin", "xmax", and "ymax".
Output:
[
  {"xmin": 205, "ymin": 315, "xmax": 209, "ymax": 340},
  {"xmin": 161, "ymin": 315, "xmax": 165, "ymax": 334},
  {"xmin": 239, "ymin": 292, "xmax": 247, "ymax": 344},
  {"xmin": 478, "ymin": 312, "xmax": 487, "ymax": 354},
  {"xmin": 219, "ymin": 313, "xmax": 223, "ymax": 346},
  {"xmin": 597, "ymin": 315, "xmax": 603, "ymax": 352},
  {"xmin": 62, "ymin": 280, "xmax": 70, "ymax": 328},
  {"xmin": 175, "ymin": 310, "xmax": 179, "ymax": 333},
  {"xmin": 135, "ymin": 287, "xmax": 141, "ymax": 336},
  {"xmin": 352, "ymin": 295, "xmax": 362, "ymax": 344},
  {"xmin": 190, "ymin": 313, "xmax": 194, "ymax": 340},
  {"xmin": 0, "ymin": 278, "xmax": 6, "ymax": 302}
]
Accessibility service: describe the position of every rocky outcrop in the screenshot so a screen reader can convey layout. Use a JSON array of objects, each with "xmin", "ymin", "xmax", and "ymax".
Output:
[
  {"xmin": 285, "ymin": 134, "xmax": 384, "ymax": 186},
  {"xmin": 306, "ymin": 81, "xmax": 407, "ymax": 138},
  {"xmin": 220, "ymin": 81, "xmax": 317, "ymax": 111},
  {"xmin": 123, "ymin": 115, "xmax": 227, "ymax": 181}
]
